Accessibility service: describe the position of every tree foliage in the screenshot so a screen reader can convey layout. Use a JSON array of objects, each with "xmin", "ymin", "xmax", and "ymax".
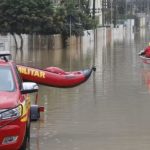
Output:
[
  {"xmin": 0, "ymin": 0, "xmax": 97, "ymax": 48},
  {"xmin": 0, "ymin": 0, "xmax": 54, "ymax": 35},
  {"xmin": 61, "ymin": 0, "xmax": 97, "ymax": 37}
]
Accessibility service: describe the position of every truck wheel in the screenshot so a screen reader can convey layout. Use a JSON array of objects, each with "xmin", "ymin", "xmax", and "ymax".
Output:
[
  {"xmin": 30, "ymin": 105, "xmax": 40, "ymax": 121},
  {"xmin": 26, "ymin": 119, "xmax": 31, "ymax": 142},
  {"xmin": 19, "ymin": 134, "xmax": 27, "ymax": 150},
  {"xmin": 19, "ymin": 121, "xmax": 30, "ymax": 150}
]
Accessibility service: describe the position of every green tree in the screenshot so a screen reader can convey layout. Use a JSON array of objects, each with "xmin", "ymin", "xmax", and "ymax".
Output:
[
  {"xmin": 0, "ymin": 0, "xmax": 97, "ymax": 49},
  {"xmin": 0, "ymin": 0, "xmax": 54, "ymax": 49},
  {"xmin": 61, "ymin": 0, "xmax": 97, "ymax": 39}
]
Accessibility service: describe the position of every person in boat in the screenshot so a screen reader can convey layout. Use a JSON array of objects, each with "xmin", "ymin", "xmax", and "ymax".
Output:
[{"xmin": 142, "ymin": 43, "xmax": 150, "ymax": 57}]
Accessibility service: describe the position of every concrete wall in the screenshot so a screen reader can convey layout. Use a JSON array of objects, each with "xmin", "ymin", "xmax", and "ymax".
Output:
[{"xmin": 0, "ymin": 23, "xmax": 135, "ymax": 52}]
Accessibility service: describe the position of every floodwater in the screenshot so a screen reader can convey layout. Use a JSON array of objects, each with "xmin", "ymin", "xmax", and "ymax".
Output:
[{"xmin": 4, "ymin": 27, "xmax": 150, "ymax": 150}]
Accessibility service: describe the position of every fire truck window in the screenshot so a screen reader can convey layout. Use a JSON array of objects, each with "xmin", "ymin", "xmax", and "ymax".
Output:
[{"xmin": 0, "ymin": 67, "xmax": 15, "ymax": 91}]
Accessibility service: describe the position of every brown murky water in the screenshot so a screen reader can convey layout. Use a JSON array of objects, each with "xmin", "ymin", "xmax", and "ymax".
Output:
[{"xmin": 5, "ymin": 28, "xmax": 150, "ymax": 149}]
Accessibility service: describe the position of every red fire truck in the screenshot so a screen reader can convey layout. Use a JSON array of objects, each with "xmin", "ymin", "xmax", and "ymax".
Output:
[{"xmin": 0, "ymin": 52, "xmax": 41, "ymax": 150}]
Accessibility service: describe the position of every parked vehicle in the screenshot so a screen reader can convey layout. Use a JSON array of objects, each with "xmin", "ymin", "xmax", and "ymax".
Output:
[{"xmin": 0, "ymin": 52, "xmax": 41, "ymax": 150}]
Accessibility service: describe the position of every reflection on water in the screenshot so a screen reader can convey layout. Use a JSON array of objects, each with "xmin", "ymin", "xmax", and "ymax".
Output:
[
  {"xmin": 141, "ymin": 63, "xmax": 150, "ymax": 94},
  {"xmin": 2, "ymin": 28, "xmax": 150, "ymax": 150},
  {"xmin": 11, "ymin": 36, "xmax": 95, "ymax": 71}
]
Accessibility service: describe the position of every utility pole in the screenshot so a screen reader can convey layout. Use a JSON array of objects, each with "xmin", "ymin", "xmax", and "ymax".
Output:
[
  {"xmin": 125, "ymin": 0, "xmax": 127, "ymax": 20},
  {"xmin": 92, "ymin": 0, "xmax": 96, "ymax": 19},
  {"xmin": 147, "ymin": 0, "xmax": 149, "ymax": 15},
  {"xmin": 102, "ymin": 0, "xmax": 105, "ymax": 26},
  {"xmin": 78, "ymin": 0, "xmax": 80, "ymax": 10},
  {"xmin": 113, "ymin": 0, "xmax": 117, "ymax": 27},
  {"xmin": 111, "ymin": 0, "xmax": 113, "ymax": 27}
]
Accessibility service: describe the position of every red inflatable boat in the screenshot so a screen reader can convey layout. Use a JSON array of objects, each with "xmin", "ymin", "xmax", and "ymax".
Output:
[
  {"xmin": 139, "ymin": 50, "xmax": 150, "ymax": 64},
  {"xmin": 0, "ymin": 51, "xmax": 96, "ymax": 88},
  {"xmin": 17, "ymin": 65, "xmax": 96, "ymax": 88}
]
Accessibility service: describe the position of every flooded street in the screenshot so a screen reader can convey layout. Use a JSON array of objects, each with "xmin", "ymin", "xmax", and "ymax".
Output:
[{"xmin": 3, "ymin": 27, "xmax": 150, "ymax": 149}]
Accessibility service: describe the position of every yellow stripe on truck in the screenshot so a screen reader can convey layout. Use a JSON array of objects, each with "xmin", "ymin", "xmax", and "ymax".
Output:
[{"xmin": 20, "ymin": 95, "xmax": 31, "ymax": 122}]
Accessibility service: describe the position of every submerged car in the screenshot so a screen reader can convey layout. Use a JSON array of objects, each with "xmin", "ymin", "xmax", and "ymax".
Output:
[{"xmin": 0, "ymin": 52, "xmax": 40, "ymax": 150}]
